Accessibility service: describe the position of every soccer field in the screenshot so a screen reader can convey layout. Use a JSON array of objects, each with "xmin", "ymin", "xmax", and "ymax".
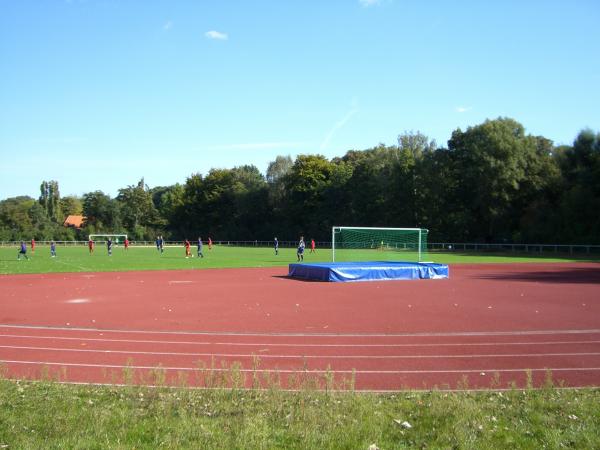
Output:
[{"xmin": 0, "ymin": 243, "xmax": 598, "ymax": 275}]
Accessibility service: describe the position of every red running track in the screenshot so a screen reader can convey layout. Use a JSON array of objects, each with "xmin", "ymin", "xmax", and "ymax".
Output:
[{"xmin": 0, "ymin": 263, "xmax": 599, "ymax": 390}]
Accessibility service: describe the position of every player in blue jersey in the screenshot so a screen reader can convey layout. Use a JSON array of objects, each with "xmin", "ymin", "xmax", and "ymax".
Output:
[
  {"xmin": 274, "ymin": 237, "xmax": 279, "ymax": 255},
  {"xmin": 17, "ymin": 241, "xmax": 29, "ymax": 260},
  {"xmin": 50, "ymin": 240, "xmax": 57, "ymax": 257},
  {"xmin": 297, "ymin": 236, "xmax": 305, "ymax": 262},
  {"xmin": 107, "ymin": 238, "xmax": 113, "ymax": 256},
  {"xmin": 197, "ymin": 237, "xmax": 204, "ymax": 258}
]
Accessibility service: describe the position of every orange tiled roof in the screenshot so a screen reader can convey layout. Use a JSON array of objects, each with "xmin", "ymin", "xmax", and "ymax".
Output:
[{"xmin": 63, "ymin": 215, "xmax": 85, "ymax": 228}]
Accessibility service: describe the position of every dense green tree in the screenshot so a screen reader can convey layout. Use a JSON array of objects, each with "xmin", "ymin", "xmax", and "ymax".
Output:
[
  {"xmin": 2, "ymin": 120, "xmax": 599, "ymax": 244},
  {"xmin": 320, "ymin": 160, "xmax": 354, "ymax": 232},
  {"xmin": 117, "ymin": 178, "xmax": 162, "ymax": 239},
  {"xmin": 282, "ymin": 154, "xmax": 336, "ymax": 239},
  {"xmin": 413, "ymin": 148, "xmax": 464, "ymax": 240},
  {"xmin": 448, "ymin": 118, "xmax": 542, "ymax": 241},
  {"xmin": 39, "ymin": 180, "xmax": 62, "ymax": 222},
  {"xmin": 178, "ymin": 174, "xmax": 206, "ymax": 238},
  {"xmin": 60, "ymin": 196, "xmax": 83, "ymax": 217},
  {"xmin": 266, "ymin": 155, "xmax": 293, "ymax": 231},
  {"xmin": 201, "ymin": 165, "xmax": 267, "ymax": 239},
  {"xmin": 266, "ymin": 155, "xmax": 293, "ymax": 185},
  {"xmin": 0, "ymin": 196, "xmax": 36, "ymax": 240},
  {"xmin": 152, "ymin": 184, "xmax": 185, "ymax": 238},
  {"xmin": 512, "ymin": 136, "xmax": 563, "ymax": 243},
  {"xmin": 342, "ymin": 145, "xmax": 402, "ymax": 226},
  {"xmin": 554, "ymin": 129, "xmax": 600, "ymax": 243},
  {"xmin": 82, "ymin": 191, "xmax": 121, "ymax": 233}
]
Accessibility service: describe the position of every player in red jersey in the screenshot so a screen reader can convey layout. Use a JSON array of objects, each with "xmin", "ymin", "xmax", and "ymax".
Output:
[
  {"xmin": 88, "ymin": 238, "xmax": 94, "ymax": 254},
  {"xmin": 31, "ymin": 238, "xmax": 36, "ymax": 253},
  {"xmin": 124, "ymin": 237, "xmax": 130, "ymax": 251},
  {"xmin": 310, "ymin": 238, "xmax": 316, "ymax": 253},
  {"xmin": 184, "ymin": 239, "xmax": 191, "ymax": 258},
  {"xmin": 208, "ymin": 237, "xmax": 213, "ymax": 250}
]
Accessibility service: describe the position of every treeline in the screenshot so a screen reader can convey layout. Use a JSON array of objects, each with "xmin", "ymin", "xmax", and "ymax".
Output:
[{"xmin": 1, "ymin": 117, "xmax": 599, "ymax": 244}]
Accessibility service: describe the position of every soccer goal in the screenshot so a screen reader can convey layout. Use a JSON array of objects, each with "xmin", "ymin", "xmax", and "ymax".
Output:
[
  {"xmin": 331, "ymin": 227, "xmax": 428, "ymax": 262},
  {"xmin": 88, "ymin": 234, "xmax": 128, "ymax": 245}
]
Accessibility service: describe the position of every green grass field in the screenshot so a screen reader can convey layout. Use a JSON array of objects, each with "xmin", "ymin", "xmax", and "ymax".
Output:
[
  {"xmin": 1, "ymin": 378, "xmax": 599, "ymax": 449},
  {"xmin": 1, "ymin": 243, "xmax": 598, "ymax": 275}
]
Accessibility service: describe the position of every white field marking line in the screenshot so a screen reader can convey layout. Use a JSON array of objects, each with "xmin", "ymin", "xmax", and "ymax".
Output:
[
  {"xmin": 168, "ymin": 281, "xmax": 194, "ymax": 284},
  {"xmin": 1, "ymin": 323, "xmax": 600, "ymax": 338},
  {"xmin": 2, "ymin": 334, "xmax": 600, "ymax": 348},
  {"xmin": 2, "ymin": 345, "xmax": 600, "ymax": 360},
  {"xmin": 2, "ymin": 359, "xmax": 600, "ymax": 374},
  {"xmin": 51, "ymin": 259, "xmax": 90, "ymax": 272}
]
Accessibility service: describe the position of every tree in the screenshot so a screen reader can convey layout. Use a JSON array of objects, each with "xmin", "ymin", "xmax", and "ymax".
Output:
[
  {"xmin": 39, "ymin": 180, "xmax": 62, "ymax": 222},
  {"xmin": 414, "ymin": 147, "xmax": 464, "ymax": 240},
  {"xmin": 397, "ymin": 131, "xmax": 437, "ymax": 158},
  {"xmin": 117, "ymin": 178, "xmax": 161, "ymax": 239},
  {"xmin": 282, "ymin": 154, "xmax": 336, "ymax": 238},
  {"xmin": 448, "ymin": 117, "xmax": 540, "ymax": 241},
  {"xmin": 152, "ymin": 184, "xmax": 184, "ymax": 237},
  {"xmin": 554, "ymin": 129, "xmax": 600, "ymax": 243},
  {"xmin": 266, "ymin": 155, "xmax": 293, "ymax": 185},
  {"xmin": 200, "ymin": 165, "xmax": 268, "ymax": 238},
  {"xmin": 82, "ymin": 191, "xmax": 121, "ymax": 232},
  {"xmin": 0, "ymin": 196, "xmax": 36, "ymax": 239},
  {"xmin": 512, "ymin": 136, "xmax": 562, "ymax": 243},
  {"xmin": 60, "ymin": 196, "xmax": 83, "ymax": 217},
  {"xmin": 264, "ymin": 155, "xmax": 294, "ymax": 237}
]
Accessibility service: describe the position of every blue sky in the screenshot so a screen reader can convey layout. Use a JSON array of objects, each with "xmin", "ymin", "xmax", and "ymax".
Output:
[{"xmin": 1, "ymin": 0, "xmax": 599, "ymax": 199}]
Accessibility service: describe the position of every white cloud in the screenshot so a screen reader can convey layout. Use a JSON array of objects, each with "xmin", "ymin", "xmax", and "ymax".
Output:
[
  {"xmin": 163, "ymin": 21, "xmax": 173, "ymax": 31},
  {"xmin": 320, "ymin": 99, "xmax": 359, "ymax": 150},
  {"xmin": 210, "ymin": 142, "xmax": 305, "ymax": 151},
  {"xmin": 455, "ymin": 106, "xmax": 472, "ymax": 113},
  {"xmin": 205, "ymin": 30, "xmax": 228, "ymax": 40},
  {"xmin": 359, "ymin": 0, "xmax": 381, "ymax": 7},
  {"xmin": 30, "ymin": 137, "xmax": 88, "ymax": 144}
]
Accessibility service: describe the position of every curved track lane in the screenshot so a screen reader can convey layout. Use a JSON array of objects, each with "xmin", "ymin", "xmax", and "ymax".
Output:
[{"xmin": 1, "ymin": 263, "xmax": 599, "ymax": 390}]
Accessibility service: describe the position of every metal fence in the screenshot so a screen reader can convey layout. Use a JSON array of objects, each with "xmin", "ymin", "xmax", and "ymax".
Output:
[{"xmin": 1, "ymin": 240, "xmax": 599, "ymax": 255}]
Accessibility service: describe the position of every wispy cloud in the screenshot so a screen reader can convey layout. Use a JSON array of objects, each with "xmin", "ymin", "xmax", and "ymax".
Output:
[
  {"xmin": 320, "ymin": 99, "xmax": 359, "ymax": 150},
  {"xmin": 163, "ymin": 20, "xmax": 173, "ymax": 31},
  {"xmin": 455, "ymin": 106, "xmax": 472, "ymax": 113},
  {"xmin": 210, "ymin": 142, "xmax": 305, "ymax": 151},
  {"xmin": 30, "ymin": 137, "xmax": 88, "ymax": 144},
  {"xmin": 359, "ymin": 0, "xmax": 381, "ymax": 7},
  {"xmin": 205, "ymin": 30, "xmax": 228, "ymax": 40}
]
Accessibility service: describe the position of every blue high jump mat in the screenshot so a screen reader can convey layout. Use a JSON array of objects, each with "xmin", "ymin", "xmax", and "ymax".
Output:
[{"xmin": 288, "ymin": 261, "xmax": 449, "ymax": 282}]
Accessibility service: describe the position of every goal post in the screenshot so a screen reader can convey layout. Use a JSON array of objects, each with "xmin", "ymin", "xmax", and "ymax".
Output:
[
  {"xmin": 331, "ymin": 227, "xmax": 428, "ymax": 262},
  {"xmin": 88, "ymin": 234, "xmax": 128, "ymax": 245}
]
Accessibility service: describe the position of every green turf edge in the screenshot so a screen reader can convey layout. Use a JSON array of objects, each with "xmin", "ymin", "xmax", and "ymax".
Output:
[
  {"xmin": 1, "ymin": 245, "xmax": 598, "ymax": 275},
  {"xmin": 1, "ymin": 378, "xmax": 599, "ymax": 449}
]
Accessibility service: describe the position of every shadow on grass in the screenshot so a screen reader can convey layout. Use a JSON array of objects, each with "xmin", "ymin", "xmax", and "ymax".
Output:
[{"xmin": 477, "ymin": 266, "xmax": 600, "ymax": 284}]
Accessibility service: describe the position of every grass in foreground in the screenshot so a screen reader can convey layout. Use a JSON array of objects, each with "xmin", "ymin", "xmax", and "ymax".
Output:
[
  {"xmin": 1, "ymin": 244, "xmax": 598, "ymax": 275},
  {"xmin": 0, "ymin": 378, "xmax": 599, "ymax": 449}
]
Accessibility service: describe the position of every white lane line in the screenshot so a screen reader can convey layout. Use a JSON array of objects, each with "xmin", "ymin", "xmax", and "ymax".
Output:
[
  {"xmin": 3, "ymin": 359, "xmax": 600, "ymax": 374},
  {"xmin": 65, "ymin": 298, "xmax": 90, "ymax": 304},
  {"xmin": 2, "ymin": 345, "xmax": 600, "ymax": 359},
  {"xmin": 1, "ymin": 324, "xmax": 600, "ymax": 338},
  {"xmin": 2, "ymin": 334, "xmax": 600, "ymax": 348}
]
